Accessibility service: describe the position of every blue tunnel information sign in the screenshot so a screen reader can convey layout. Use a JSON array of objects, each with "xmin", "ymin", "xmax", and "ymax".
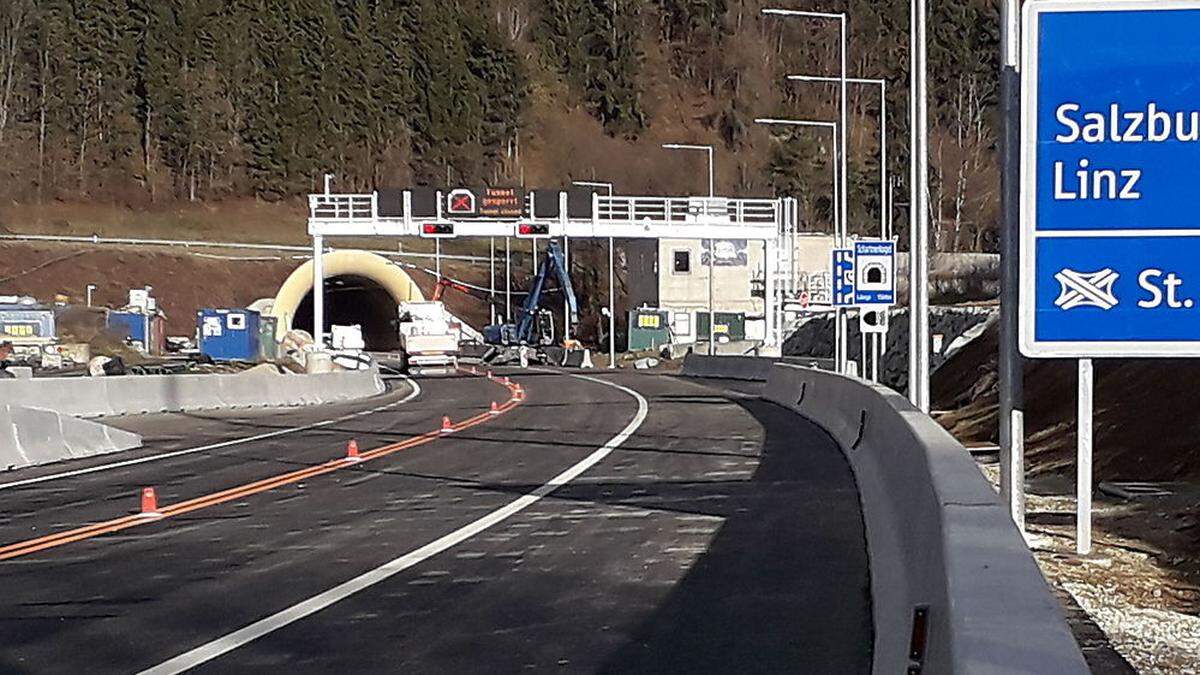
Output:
[{"xmin": 1021, "ymin": 0, "xmax": 1200, "ymax": 357}]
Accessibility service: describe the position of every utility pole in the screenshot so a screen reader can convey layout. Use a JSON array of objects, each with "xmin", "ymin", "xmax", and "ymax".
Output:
[{"xmin": 998, "ymin": 0, "xmax": 1026, "ymax": 530}]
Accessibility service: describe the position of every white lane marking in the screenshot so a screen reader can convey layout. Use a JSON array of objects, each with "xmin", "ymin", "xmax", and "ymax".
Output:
[
  {"xmin": 0, "ymin": 377, "xmax": 422, "ymax": 492},
  {"xmin": 138, "ymin": 372, "xmax": 648, "ymax": 675}
]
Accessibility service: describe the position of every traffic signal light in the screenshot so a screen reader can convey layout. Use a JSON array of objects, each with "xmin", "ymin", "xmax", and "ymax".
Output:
[
  {"xmin": 517, "ymin": 222, "xmax": 550, "ymax": 238},
  {"xmin": 421, "ymin": 222, "xmax": 455, "ymax": 238}
]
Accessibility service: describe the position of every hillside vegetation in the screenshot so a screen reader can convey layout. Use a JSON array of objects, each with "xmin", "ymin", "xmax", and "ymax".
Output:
[{"xmin": 0, "ymin": 0, "xmax": 999, "ymax": 251}]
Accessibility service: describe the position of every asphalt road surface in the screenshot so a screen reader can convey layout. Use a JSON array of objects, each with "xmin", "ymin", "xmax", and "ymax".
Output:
[{"xmin": 0, "ymin": 370, "xmax": 871, "ymax": 674}]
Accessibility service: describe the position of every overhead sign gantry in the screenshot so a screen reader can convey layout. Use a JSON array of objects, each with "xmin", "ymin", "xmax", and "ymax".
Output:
[
  {"xmin": 305, "ymin": 185, "xmax": 797, "ymax": 356},
  {"xmin": 308, "ymin": 187, "xmax": 785, "ymax": 241}
]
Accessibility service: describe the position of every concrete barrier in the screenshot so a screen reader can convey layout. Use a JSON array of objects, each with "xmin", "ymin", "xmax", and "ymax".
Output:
[
  {"xmin": 680, "ymin": 353, "xmax": 835, "ymax": 381},
  {"xmin": 0, "ymin": 367, "xmax": 383, "ymax": 473},
  {"xmin": 0, "ymin": 366, "xmax": 386, "ymax": 419},
  {"xmin": 0, "ymin": 404, "xmax": 142, "ymax": 472},
  {"xmin": 681, "ymin": 354, "xmax": 1084, "ymax": 671},
  {"xmin": 680, "ymin": 353, "xmax": 778, "ymax": 380},
  {"xmin": 762, "ymin": 364, "xmax": 1087, "ymax": 674}
]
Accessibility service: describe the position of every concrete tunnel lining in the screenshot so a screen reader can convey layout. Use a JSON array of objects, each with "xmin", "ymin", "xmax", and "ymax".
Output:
[{"xmin": 270, "ymin": 251, "xmax": 424, "ymax": 351}]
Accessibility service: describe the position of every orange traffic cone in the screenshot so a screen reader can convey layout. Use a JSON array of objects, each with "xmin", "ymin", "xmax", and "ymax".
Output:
[
  {"xmin": 489, "ymin": 401, "xmax": 500, "ymax": 415},
  {"xmin": 486, "ymin": 370, "xmax": 493, "ymax": 380},
  {"xmin": 139, "ymin": 487, "xmax": 161, "ymax": 517},
  {"xmin": 441, "ymin": 416, "xmax": 453, "ymax": 433},
  {"xmin": 345, "ymin": 439, "xmax": 362, "ymax": 463},
  {"xmin": 502, "ymin": 376, "xmax": 510, "ymax": 385}
]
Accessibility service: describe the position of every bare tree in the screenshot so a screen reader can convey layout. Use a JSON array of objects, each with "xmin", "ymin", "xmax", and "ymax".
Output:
[
  {"xmin": 497, "ymin": 3, "xmax": 528, "ymax": 42},
  {"xmin": 0, "ymin": 0, "xmax": 31, "ymax": 148}
]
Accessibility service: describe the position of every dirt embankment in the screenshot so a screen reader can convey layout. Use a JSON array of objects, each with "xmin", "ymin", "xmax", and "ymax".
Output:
[
  {"xmin": 0, "ymin": 242, "xmax": 301, "ymax": 335},
  {"xmin": 933, "ymin": 320, "xmax": 1200, "ymax": 482},
  {"xmin": 0, "ymin": 240, "xmax": 613, "ymax": 346}
]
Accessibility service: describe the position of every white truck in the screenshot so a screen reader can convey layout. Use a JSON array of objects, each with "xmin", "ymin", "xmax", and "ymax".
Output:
[{"xmin": 397, "ymin": 301, "xmax": 460, "ymax": 369}]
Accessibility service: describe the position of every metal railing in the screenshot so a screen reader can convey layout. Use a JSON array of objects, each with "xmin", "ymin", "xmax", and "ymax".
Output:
[
  {"xmin": 305, "ymin": 192, "xmax": 784, "ymax": 231},
  {"xmin": 309, "ymin": 193, "xmax": 376, "ymax": 220},
  {"xmin": 595, "ymin": 196, "xmax": 779, "ymax": 226}
]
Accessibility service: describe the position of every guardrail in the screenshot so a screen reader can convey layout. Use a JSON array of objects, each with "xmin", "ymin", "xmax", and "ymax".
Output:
[
  {"xmin": 0, "ymin": 233, "xmax": 487, "ymax": 263},
  {"xmin": 680, "ymin": 355, "xmax": 1088, "ymax": 674}
]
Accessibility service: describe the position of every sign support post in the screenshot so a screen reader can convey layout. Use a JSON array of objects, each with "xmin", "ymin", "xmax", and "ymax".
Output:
[
  {"xmin": 490, "ymin": 237, "xmax": 497, "ymax": 325},
  {"xmin": 832, "ymin": 247, "xmax": 855, "ymax": 373},
  {"xmin": 1077, "ymin": 357, "xmax": 1093, "ymax": 555},
  {"xmin": 609, "ymin": 236, "xmax": 616, "ymax": 368},
  {"xmin": 708, "ymin": 238, "xmax": 716, "ymax": 355},
  {"xmin": 312, "ymin": 233, "xmax": 325, "ymax": 349},
  {"xmin": 563, "ymin": 236, "xmax": 570, "ymax": 343},
  {"xmin": 999, "ymin": 0, "xmax": 1026, "ymax": 532}
]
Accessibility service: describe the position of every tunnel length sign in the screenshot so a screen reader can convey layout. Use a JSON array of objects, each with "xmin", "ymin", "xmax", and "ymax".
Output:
[{"xmin": 1021, "ymin": 0, "xmax": 1200, "ymax": 357}]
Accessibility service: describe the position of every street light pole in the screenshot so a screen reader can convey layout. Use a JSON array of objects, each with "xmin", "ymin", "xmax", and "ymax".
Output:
[
  {"xmin": 911, "ymin": 0, "xmax": 931, "ymax": 412},
  {"xmin": 787, "ymin": 74, "xmax": 889, "ymax": 382},
  {"xmin": 755, "ymin": 118, "xmax": 844, "ymax": 373},
  {"xmin": 662, "ymin": 143, "xmax": 717, "ymax": 353},
  {"xmin": 762, "ymin": 9, "xmax": 847, "ymax": 242},
  {"xmin": 763, "ymin": 8, "xmax": 849, "ymax": 375},
  {"xmin": 786, "ymin": 75, "xmax": 888, "ymax": 238},
  {"xmin": 660, "ymin": 143, "xmax": 715, "ymax": 197}
]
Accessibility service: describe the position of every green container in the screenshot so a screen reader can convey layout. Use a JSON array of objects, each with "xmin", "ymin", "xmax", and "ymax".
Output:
[
  {"xmin": 627, "ymin": 309, "xmax": 671, "ymax": 351},
  {"xmin": 258, "ymin": 316, "xmax": 279, "ymax": 361},
  {"xmin": 696, "ymin": 312, "xmax": 746, "ymax": 342}
]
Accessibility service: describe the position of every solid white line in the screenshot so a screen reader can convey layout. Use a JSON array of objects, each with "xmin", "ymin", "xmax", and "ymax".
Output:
[
  {"xmin": 0, "ymin": 377, "xmax": 422, "ymax": 492},
  {"xmin": 138, "ymin": 372, "xmax": 648, "ymax": 675}
]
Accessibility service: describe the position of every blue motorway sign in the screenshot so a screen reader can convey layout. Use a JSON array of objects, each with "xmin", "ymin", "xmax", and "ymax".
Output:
[
  {"xmin": 853, "ymin": 240, "xmax": 896, "ymax": 306},
  {"xmin": 832, "ymin": 248, "xmax": 855, "ymax": 307},
  {"xmin": 1021, "ymin": 0, "xmax": 1200, "ymax": 357}
]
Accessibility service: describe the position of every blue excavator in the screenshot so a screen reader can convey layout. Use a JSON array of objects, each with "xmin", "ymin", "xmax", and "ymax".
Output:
[{"xmin": 483, "ymin": 240, "xmax": 578, "ymax": 354}]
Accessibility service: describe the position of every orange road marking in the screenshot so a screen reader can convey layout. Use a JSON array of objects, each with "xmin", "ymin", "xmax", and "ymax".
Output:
[{"xmin": 0, "ymin": 371, "xmax": 523, "ymax": 561}]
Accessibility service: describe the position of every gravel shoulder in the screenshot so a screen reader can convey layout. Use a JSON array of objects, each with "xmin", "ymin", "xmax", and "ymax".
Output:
[{"xmin": 973, "ymin": 460, "xmax": 1200, "ymax": 674}]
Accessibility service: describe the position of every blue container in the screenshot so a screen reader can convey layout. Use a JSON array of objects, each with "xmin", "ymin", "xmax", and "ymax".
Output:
[
  {"xmin": 108, "ymin": 311, "xmax": 150, "ymax": 350},
  {"xmin": 197, "ymin": 309, "xmax": 261, "ymax": 361}
]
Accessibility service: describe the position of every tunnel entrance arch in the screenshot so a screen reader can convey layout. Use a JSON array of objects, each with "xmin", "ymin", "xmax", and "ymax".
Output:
[{"xmin": 271, "ymin": 251, "xmax": 423, "ymax": 351}]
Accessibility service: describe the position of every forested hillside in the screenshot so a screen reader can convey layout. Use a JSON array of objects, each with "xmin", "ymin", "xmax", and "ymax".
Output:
[{"xmin": 0, "ymin": 0, "xmax": 1000, "ymax": 251}]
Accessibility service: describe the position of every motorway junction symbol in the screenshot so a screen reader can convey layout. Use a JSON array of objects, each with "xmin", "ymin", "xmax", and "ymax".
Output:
[{"xmin": 1054, "ymin": 268, "xmax": 1119, "ymax": 310}]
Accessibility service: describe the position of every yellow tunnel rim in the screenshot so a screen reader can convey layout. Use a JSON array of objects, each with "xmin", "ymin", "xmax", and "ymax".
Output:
[{"xmin": 270, "ymin": 251, "xmax": 425, "ymax": 337}]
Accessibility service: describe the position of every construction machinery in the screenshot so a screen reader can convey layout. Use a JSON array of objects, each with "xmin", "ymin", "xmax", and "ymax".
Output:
[{"xmin": 483, "ymin": 240, "xmax": 577, "ymax": 363}]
